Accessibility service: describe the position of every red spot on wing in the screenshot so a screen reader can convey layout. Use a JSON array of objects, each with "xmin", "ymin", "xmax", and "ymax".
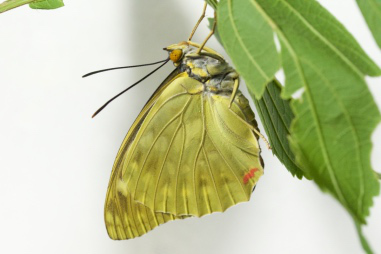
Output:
[
  {"xmin": 243, "ymin": 168, "xmax": 259, "ymax": 184},
  {"xmin": 243, "ymin": 175, "xmax": 250, "ymax": 184}
]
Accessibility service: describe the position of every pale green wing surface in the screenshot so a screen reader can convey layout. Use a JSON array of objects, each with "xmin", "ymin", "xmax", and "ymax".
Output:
[
  {"xmin": 105, "ymin": 188, "xmax": 189, "ymax": 240},
  {"xmin": 122, "ymin": 75, "xmax": 264, "ymax": 217},
  {"xmin": 104, "ymin": 69, "xmax": 188, "ymax": 240}
]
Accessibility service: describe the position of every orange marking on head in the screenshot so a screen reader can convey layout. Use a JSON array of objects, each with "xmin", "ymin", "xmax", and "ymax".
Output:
[{"xmin": 169, "ymin": 49, "xmax": 183, "ymax": 63}]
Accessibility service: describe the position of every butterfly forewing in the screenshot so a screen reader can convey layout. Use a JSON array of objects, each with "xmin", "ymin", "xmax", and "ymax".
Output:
[
  {"xmin": 104, "ymin": 70, "xmax": 189, "ymax": 240},
  {"xmin": 105, "ymin": 189, "xmax": 184, "ymax": 239}
]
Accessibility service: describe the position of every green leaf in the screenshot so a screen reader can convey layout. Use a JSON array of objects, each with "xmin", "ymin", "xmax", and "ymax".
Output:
[
  {"xmin": 29, "ymin": 0, "xmax": 63, "ymax": 9},
  {"xmin": 356, "ymin": 0, "xmax": 381, "ymax": 49},
  {"xmin": 252, "ymin": 80, "xmax": 304, "ymax": 179},
  {"xmin": 217, "ymin": 0, "xmax": 280, "ymax": 98},
  {"xmin": 205, "ymin": 0, "xmax": 218, "ymax": 10},
  {"xmin": 217, "ymin": 0, "xmax": 381, "ymax": 232}
]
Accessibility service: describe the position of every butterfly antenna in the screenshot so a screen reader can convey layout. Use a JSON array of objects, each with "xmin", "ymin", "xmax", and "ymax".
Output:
[
  {"xmin": 91, "ymin": 58, "xmax": 170, "ymax": 118},
  {"xmin": 82, "ymin": 59, "xmax": 169, "ymax": 78}
]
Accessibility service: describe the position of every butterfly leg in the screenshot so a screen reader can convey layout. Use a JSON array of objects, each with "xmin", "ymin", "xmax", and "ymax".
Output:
[
  {"xmin": 188, "ymin": 2, "xmax": 208, "ymax": 41},
  {"xmin": 228, "ymin": 106, "xmax": 271, "ymax": 150},
  {"xmin": 196, "ymin": 11, "xmax": 216, "ymax": 54}
]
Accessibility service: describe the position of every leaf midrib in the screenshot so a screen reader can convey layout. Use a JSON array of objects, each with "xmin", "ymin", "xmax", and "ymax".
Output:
[
  {"xmin": 297, "ymin": 58, "xmax": 351, "ymax": 212},
  {"xmin": 249, "ymin": 0, "xmax": 364, "ymax": 78},
  {"xmin": 301, "ymin": 58, "xmax": 365, "ymax": 215},
  {"xmin": 226, "ymin": 0, "xmax": 271, "ymax": 82},
  {"xmin": 279, "ymin": 0, "xmax": 365, "ymax": 77}
]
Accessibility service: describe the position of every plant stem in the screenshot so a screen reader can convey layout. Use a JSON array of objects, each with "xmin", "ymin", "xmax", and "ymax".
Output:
[{"xmin": 0, "ymin": 0, "xmax": 36, "ymax": 13}]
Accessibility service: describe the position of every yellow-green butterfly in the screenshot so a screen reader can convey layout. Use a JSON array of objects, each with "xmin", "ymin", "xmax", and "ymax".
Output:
[
  {"xmin": 85, "ymin": 4, "xmax": 264, "ymax": 240},
  {"xmin": 100, "ymin": 41, "xmax": 264, "ymax": 240}
]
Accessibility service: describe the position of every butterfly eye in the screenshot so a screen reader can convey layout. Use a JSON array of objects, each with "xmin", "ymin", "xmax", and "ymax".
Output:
[{"xmin": 169, "ymin": 49, "xmax": 183, "ymax": 63}]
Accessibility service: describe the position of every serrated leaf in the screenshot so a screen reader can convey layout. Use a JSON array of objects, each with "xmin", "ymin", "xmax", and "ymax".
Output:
[
  {"xmin": 356, "ymin": 0, "xmax": 381, "ymax": 49},
  {"xmin": 288, "ymin": 60, "xmax": 380, "ymax": 221},
  {"xmin": 217, "ymin": 0, "xmax": 381, "ymax": 238},
  {"xmin": 217, "ymin": 0, "xmax": 280, "ymax": 98},
  {"xmin": 252, "ymin": 80, "xmax": 304, "ymax": 179},
  {"xmin": 29, "ymin": 0, "xmax": 64, "ymax": 10}
]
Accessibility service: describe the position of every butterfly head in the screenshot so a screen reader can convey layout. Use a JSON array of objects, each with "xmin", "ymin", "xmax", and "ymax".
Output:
[
  {"xmin": 163, "ymin": 41, "xmax": 190, "ymax": 66},
  {"xmin": 164, "ymin": 41, "xmax": 237, "ymax": 85}
]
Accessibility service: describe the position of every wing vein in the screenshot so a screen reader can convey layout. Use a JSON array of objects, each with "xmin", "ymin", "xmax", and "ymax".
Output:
[
  {"xmin": 202, "ymin": 147, "xmax": 223, "ymax": 210},
  {"xmin": 175, "ymin": 116, "xmax": 186, "ymax": 215},
  {"xmin": 130, "ymin": 109, "xmax": 183, "ymax": 195},
  {"xmin": 124, "ymin": 92, "xmax": 188, "ymax": 184},
  {"xmin": 206, "ymin": 95, "xmax": 248, "ymax": 199},
  {"xmin": 132, "ymin": 198, "xmax": 148, "ymax": 235},
  {"xmin": 152, "ymin": 97, "xmax": 193, "ymax": 211},
  {"xmin": 193, "ymin": 96, "xmax": 206, "ymax": 215},
  {"xmin": 112, "ymin": 185, "xmax": 129, "ymax": 238}
]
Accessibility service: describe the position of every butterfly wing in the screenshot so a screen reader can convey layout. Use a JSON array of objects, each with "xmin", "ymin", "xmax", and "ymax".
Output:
[
  {"xmin": 121, "ymin": 74, "xmax": 264, "ymax": 218},
  {"xmin": 104, "ymin": 69, "xmax": 191, "ymax": 240},
  {"xmin": 105, "ymin": 188, "xmax": 189, "ymax": 240}
]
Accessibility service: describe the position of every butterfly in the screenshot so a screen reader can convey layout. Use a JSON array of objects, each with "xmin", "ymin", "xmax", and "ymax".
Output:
[
  {"xmin": 83, "ymin": 3, "xmax": 266, "ymax": 240},
  {"xmin": 100, "ymin": 41, "xmax": 265, "ymax": 240}
]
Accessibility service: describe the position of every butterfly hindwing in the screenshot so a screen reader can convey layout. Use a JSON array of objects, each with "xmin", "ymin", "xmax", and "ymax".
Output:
[{"xmin": 121, "ymin": 75, "xmax": 263, "ymax": 217}]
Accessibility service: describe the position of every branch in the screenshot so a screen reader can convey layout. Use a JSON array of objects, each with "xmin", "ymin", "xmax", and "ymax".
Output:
[{"xmin": 0, "ymin": 0, "xmax": 35, "ymax": 13}]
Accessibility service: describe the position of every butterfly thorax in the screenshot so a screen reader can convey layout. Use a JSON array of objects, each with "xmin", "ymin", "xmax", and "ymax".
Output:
[
  {"xmin": 165, "ymin": 42, "xmax": 254, "ymax": 122},
  {"xmin": 182, "ymin": 54, "xmax": 239, "ymax": 94},
  {"xmin": 165, "ymin": 42, "xmax": 240, "ymax": 94}
]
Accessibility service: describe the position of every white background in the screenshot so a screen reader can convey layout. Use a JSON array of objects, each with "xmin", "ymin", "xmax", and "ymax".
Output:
[{"xmin": 1, "ymin": 0, "xmax": 380, "ymax": 253}]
